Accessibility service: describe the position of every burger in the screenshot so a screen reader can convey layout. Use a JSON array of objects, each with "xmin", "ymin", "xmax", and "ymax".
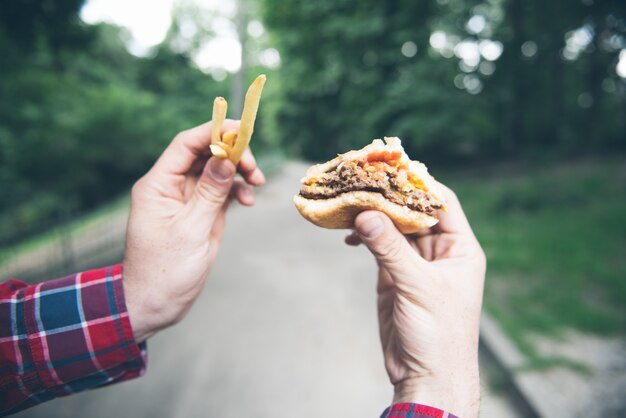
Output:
[{"xmin": 293, "ymin": 137, "xmax": 445, "ymax": 234}]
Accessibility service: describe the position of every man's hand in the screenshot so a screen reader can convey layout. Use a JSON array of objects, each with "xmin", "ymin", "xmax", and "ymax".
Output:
[
  {"xmin": 346, "ymin": 183, "xmax": 486, "ymax": 418},
  {"xmin": 122, "ymin": 120, "xmax": 265, "ymax": 342}
]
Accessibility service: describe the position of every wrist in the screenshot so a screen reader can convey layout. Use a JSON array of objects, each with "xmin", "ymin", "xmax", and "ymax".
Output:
[
  {"xmin": 122, "ymin": 268, "xmax": 177, "ymax": 343},
  {"xmin": 392, "ymin": 368, "xmax": 480, "ymax": 418}
]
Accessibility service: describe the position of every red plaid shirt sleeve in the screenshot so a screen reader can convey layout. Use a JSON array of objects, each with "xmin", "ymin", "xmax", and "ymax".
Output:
[
  {"xmin": 0, "ymin": 264, "xmax": 146, "ymax": 416},
  {"xmin": 380, "ymin": 403, "xmax": 460, "ymax": 418}
]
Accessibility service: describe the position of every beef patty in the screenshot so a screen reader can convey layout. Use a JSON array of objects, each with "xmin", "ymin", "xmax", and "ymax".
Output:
[{"xmin": 299, "ymin": 164, "xmax": 443, "ymax": 216}]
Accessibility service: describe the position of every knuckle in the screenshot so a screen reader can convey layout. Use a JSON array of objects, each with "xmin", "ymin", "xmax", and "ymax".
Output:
[
  {"xmin": 174, "ymin": 130, "xmax": 190, "ymax": 143},
  {"xmin": 130, "ymin": 179, "xmax": 144, "ymax": 199},
  {"xmin": 477, "ymin": 247, "xmax": 487, "ymax": 269},
  {"xmin": 173, "ymin": 133, "xmax": 191, "ymax": 153},
  {"xmin": 437, "ymin": 181, "xmax": 460, "ymax": 204},
  {"xmin": 196, "ymin": 180, "xmax": 227, "ymax": 205},
  {"xmin": 470, "ymin": 236, "xmax": 487, "ymax": 261},
  {"xmin": 478, "ymin": 245, "xmax": 487, "ymax": 261},
  {"xmin": 445, "ymin": 188, "xmax": 460, "ymax": 204},
  {"xmin": 375, "ymin": 235, "xmax": 405, "ymax": 264}
]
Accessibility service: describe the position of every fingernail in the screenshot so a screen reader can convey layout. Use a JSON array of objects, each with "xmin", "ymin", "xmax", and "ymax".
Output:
[
  {"xmin": 208, "ymin": 158, "xmax": 235, "ymax": 182},
  {"xmin": 254, "ymin": 169, "xmax": 266, "ymax": 184},
  {"xmin": 242, "ymin": 184, "xmax": 254, "ymax": 198},
  {"xmin": 358, "ymin": 213, "xmax": 384, "ymax": 239}
]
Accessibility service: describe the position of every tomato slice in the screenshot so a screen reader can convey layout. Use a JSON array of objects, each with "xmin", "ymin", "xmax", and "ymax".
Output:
[{"xmin": 358, "ymin": 151, "xmax": 403, "ymax": 172}]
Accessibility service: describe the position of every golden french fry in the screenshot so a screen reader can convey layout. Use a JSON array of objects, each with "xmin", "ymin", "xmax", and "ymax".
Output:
[
  {"xmin": 222, "ymin": 129, "xmax": 238, "ymax": 147},
  {"xmin": 210, "ymin": 144, "xmax": 228, "ymax": 159},
  {"xmin": 211, "ymin": 97, "xmax": 228, "ymax": 145},
  {"xmin": 229, "ymin": 74, "xmax": 266, "ymax": 164},
  {"xmin": 217, "ymin": 142, "xmax": 233, "ymax": 154}
]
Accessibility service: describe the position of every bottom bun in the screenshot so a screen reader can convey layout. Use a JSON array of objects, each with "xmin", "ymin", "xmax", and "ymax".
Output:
[{"xmin": 293, "ymin": 191, "xmax": 438, "ymax": 234}]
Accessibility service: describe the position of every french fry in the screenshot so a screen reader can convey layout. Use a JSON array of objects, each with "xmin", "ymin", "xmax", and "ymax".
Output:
[
  {"xmin": 211, "ymin": 97, "xmax": 228, "ymax": 145},
  {"xmin": 217, "ymin": 142, "xmax": 233, "ymax": 154},
  {"xmin": 210, "ymin": 144, "xmax": 228, "ymax": 159},
  {"xmin": 222, "ymin": 129, "xmax": 238, "ymax": 147},
  {"xmin": 229, "ymin": 74, "xmax": 266, "ymax": 164}
]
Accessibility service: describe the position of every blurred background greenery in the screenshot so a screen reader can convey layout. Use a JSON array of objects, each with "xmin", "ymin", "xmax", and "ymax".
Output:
[{"xmin": 0, "ymin": 0, "xmax": 625, "ymax": 357}]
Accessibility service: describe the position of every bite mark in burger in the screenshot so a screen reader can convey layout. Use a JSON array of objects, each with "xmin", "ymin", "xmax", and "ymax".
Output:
[{"xmin": 294, "ymin": 137, "xmax": 445, "ymax": 234}]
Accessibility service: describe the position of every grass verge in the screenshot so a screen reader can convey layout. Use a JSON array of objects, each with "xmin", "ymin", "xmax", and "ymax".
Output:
[{"xmin": 442, "ymin": 156, "xmax": 626, "ymax": 367}]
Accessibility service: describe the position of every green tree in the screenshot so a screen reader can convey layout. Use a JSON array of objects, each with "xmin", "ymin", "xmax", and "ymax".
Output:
[
  {"xmin": 262, "ymin": 0, "xmax": 626, "ymax": 160},
  {"xmin": 0, "ymin": 1, "xmax": 228, "ymax": 247}
]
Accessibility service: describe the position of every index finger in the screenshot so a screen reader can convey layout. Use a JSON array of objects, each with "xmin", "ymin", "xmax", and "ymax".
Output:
[
  {"xmin": 153, "ymin": 119, "xmax": 240, "ymax": 177},
  {"xmin": 238, "ymin": 148, "xmax": 266, "ymax": 186},
  {"xmin": 433, "ymin": 181, "xmax": 475, "ymax": 237}
]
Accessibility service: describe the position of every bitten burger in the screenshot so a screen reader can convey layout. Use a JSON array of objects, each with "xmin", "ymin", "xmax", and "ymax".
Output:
[{"xmin": 294, "ymin": 137, "xmax": 445, "ymax": 234}]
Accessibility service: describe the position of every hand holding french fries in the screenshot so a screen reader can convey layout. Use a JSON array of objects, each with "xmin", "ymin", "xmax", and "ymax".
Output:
[
  {"xmin": 124, "ymin": 81, "xmax": 267, "ymax": 344},
  {"xmin": 210, "ymin": 74, "xmax": 267, "ymax": 164}
]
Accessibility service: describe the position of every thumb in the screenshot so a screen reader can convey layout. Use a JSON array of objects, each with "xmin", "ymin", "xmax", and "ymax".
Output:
[
  {"xmin": 354, "ymin": 211, "xmax": 426, "ymax": 280},
  {"xmin": 189, "ymin": 157, "xmax": 236, "ymax": 227}
]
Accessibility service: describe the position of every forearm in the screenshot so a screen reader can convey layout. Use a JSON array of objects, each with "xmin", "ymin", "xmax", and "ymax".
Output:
[
  {"xmin": 122, "ymin": 268, "xmax": 166, "ymax": 343},
  {"xmin": 0, "ymin": 265, "xmax": 146, "ymax": 415},
  {"xmin": 121, "ymin": 254, "xmax": 192, "ymax": 343}
]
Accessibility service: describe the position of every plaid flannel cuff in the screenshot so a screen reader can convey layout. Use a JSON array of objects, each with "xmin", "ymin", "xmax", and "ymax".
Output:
[
  {"xmin": 380, "ymin": 403, "xmax": 460, "ymax": 418},
  {"xmin": 2, "ymin": 265, "xmax": 145, "ymax": 414}
]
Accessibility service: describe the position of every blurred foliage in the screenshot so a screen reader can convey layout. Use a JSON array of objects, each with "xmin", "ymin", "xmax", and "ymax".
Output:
[
  {"xmin": 450, "ymin": 157, "xmax": 626, "ymax": 347},
  {"xmin": 1, "ymin": 0, "xmax": 626, "ymax": 253},
  {"xmin": 0, "ymin": 0, "xmax": 229, "ymax": 247},
  {"xmin": 262, "ymin": 0, "xmax": 626, "ymax": 161}
]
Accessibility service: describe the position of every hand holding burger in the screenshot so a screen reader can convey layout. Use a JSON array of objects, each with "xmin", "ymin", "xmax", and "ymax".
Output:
[
  {"xmin": 347, "ymin": 184, "xmax": 486, "ymax": 417},
  {"xmin": 295, "ymin": 139, "xmax": 486, "ymax": 417}
]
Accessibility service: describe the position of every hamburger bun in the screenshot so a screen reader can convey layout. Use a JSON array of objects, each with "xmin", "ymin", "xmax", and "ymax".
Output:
[
  {"xmin": 294, "ymin": 137, "xmax": 444, "ymax": 233},
  {"xmin": 293, "ymin": 191, "xmax": 439, "ymax": 234}
]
